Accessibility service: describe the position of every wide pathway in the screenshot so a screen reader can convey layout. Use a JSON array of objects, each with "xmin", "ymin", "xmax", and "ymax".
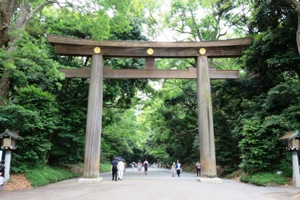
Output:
[{"xmin": 0, "ymin": 168, "xmax": 299, "ymax": 200}]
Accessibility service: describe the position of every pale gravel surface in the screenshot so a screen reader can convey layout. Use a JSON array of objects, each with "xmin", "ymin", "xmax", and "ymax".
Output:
[{"xmin": 0, "ymin": 168, "xmax": 299, "ymax": 200}]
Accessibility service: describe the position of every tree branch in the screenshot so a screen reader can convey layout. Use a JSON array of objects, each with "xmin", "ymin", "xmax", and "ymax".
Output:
[
  {"xmin": 175, "ymin": 127, "xmax": 198, "ymax": 137},
  {"xmin": 283, "ymin": 0, "xmax": 300, "ymax": 55},
  {"xmin": 22, "ymin": 0, "xmax": 59, "ymax": 29}
]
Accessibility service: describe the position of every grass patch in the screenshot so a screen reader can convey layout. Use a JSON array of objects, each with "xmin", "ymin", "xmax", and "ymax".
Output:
[
  {"xmin": 26, "ymin": 166, "xmax": 79, "ymax": 187},
  {"xmin": 100, "ymin": 162, "xmax": 111, "ymax": 173},
  {"xmin": 240, "ymin": 172, "xmax": 287, "ymax": 186}
]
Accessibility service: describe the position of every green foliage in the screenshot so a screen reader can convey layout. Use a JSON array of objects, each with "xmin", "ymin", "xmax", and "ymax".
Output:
[
  {"xmin": 100, "ymin": 162, "xmax": 112, "ymax": 173},
  {"xmin": 0, "ymin": 86, "xmax": 60, "ymax": 171},
  {"xmin": 163, "ymin": 0, "xmax": 250, "ymax": 41},
  {"xmin": 138, "ymin": 79, "xmax": 200, "ymax": 164},
  {"xmin": 240, "ymin": 172, "xmax": 287, "ymax": 186},
  {"xmin": 238, "ymin": 79, "xmax": 300, "ymax": 173},
  {"xmin": 26, "ymin": 166, "xmax": 79, "ymax": 187}
]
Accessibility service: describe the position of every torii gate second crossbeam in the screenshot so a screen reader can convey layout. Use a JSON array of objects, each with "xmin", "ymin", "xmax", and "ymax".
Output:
[{"xmin": 47, "ymin": 34, "xmax": 252, "ymax": 183}]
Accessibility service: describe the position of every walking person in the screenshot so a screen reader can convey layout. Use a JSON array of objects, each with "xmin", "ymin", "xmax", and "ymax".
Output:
[
  {"xmin": 143, "ymin": 159, "xmax": 149, "ymax": 175},
  {"xmin": 111, "ymin": 158, "xmax": 118, "ymax": 181},
  {"xmin": 136, "ymin": 160, "xmax": 142, "ymax": 175},
  {"xmin": 175, "ymin": 160, "xmax": 181, "ymax": 177},
  {"xmin": 117, "ymin": 160, "xmax": 125, "ymax": 180},
  {"xmin": 196, "ymin": 161, "xmax": 201, "ymax": 177},
  {"xmin": 131, "ymin": 162, "xmax": 135, "ymax": 169},
  {"xmin": 171, "ymin": 162, "xmax": 176, "ymax": 177}
]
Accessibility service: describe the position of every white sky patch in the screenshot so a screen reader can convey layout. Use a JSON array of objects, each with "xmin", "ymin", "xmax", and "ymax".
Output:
[
  {"xmin": 107, "ymin": 8, "xmax": 114, "ymax": 18},
  {"xmin": 137, "ymin": 90, "xmax": 150, "ymax": 101},
  {"xmin": 134, "ymin": 80, "xmax": 163, "ymax": 115},
  {"xmin": 149, "ymin": 80, "xmax": 163, "ymax": 90},
  {"xmin": 134, "ymin": 104, "xmax": 144, "ymax": 116}
]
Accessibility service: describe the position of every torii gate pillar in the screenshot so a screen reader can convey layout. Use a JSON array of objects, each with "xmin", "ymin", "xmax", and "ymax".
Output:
[
  {"xmin": 197, "ymin": 56, "xmax": 221, "ymax": 183},
  {"xmin": 78, "ymin": 54, "xmax": 104, "ymax": 184}
]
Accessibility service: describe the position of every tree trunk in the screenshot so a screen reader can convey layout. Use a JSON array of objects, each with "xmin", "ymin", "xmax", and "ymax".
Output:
[
  {"xmin": 294, "ymin": 1, "xmax": 300, "ymax": 56},
  {"xmin": 0, "ymin": 0, "xmax": 19, "ymax": 47},
  {"xmin": 291, "ymin": 0, "xmax": 300, "ymax": 81},
  {"xmin": 0, "ymin": 75, "xmax": 10, "ymax": 106},
  {"xmin": 284, "ymin": 0, "xmax": 300, "ymax": 55}
]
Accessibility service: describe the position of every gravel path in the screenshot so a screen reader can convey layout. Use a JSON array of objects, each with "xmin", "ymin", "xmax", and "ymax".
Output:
[{"xmin": 0, "ymin": 168, "xmax": 299, "ymax": 200}]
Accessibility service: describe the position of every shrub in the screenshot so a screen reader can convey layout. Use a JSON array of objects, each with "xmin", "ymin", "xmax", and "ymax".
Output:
[
  {"xmin": 100, "ymin": 161, "xmax": 111, "ymax": 173},
  {"xmin": 26, "ymin": 166, "xmax": 79, "ymax": 187},
  {"xmin": 240, "ymin": 172, "xmax": 287, "ymax": 186}
]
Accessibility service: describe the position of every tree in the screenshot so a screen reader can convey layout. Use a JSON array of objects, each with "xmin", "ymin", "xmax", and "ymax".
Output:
[
  {"xmin": 248, "ymin": 0, "xmax": 300, "ymax": 81},
  {"xmin": 0, "ymin": 86, "xmax": 60, "ymax": 171},
  {"xmin": 162, "ymin": 0, "xmax": 251, "ymax": 41},
  {"xmin": 0, "ymin": 0, "xmax": 67, "ymax": 105},
  {"xmin": 0, "ymin": 0, "xmax": 137, "ymax": 105},
  {"xmin": 0, "ymin": 0, "xmax": 149, "ymax": 170}
]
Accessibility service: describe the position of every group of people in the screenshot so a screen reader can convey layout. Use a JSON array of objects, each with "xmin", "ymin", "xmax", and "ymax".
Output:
[
  {"xmin": 136, "ymin": 159, "xmax": 149, "ymax": 175},
  {"xmin": 111, "ymin": 159, "xmax": 126, "ymax": 181},
  {"xmin": 170, "ymin": 160, "xmax": 201, "ymax": 177},
  {"xmin": 170, "ymin": 160, "xmax": 181, "ymax": 177},
  {"xmin": 112, "ymin": 158, "xmax": 150, "ymax": 181},
  {"xmin": 112, "ymin": 158, "xmax": 202, "ymax": 181},
  {"xmin": 0, "ymin": 161, "xmax": 5, "ymax": 191}
]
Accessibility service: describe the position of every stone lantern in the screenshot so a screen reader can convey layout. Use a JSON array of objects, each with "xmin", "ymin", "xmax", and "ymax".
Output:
[
  {"xmin": 279, "ymin": 130, "xmax": 300, "ymax": 187},
  {"xmin": 0, "ymin": 129, "xmax": 23, "ymax": 180}
]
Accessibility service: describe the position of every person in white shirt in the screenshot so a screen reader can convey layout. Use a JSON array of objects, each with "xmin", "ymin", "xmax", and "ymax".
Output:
[
  {"xmin": 117, "ymin": 161, "xmax": 125, "ymax": 180},
  {"xmin": 171, "ymin": 162, "xmax": 176, "ymax": 177}
]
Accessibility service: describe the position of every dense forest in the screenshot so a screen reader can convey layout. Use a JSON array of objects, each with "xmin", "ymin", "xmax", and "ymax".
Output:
[{"xmin": 0, "ymin": 0, "xmax": 300, "ymax": 183}]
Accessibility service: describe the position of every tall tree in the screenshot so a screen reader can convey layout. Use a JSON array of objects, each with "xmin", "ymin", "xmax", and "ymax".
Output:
[
  {"xmin": 162, "ymin": 0, "xmax": 251, "ymax": 41},
  {"xmin": 0, "ymin": 0, "xmax": 137, "ymax": 105},
  {"xmin": 0, "ymin": 0, "xmax": 70, "ymax": 105},
  {"xmin": 248, "ymin": 0, "xmax": 300, "ymax": 81}
]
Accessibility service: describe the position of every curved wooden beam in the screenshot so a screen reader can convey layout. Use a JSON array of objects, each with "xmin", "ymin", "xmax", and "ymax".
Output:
[{"xmin": 46, "ymin": 34, "xmax": 252, "ymax": 58}]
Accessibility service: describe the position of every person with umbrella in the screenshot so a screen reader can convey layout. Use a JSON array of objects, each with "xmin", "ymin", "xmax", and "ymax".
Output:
[
  {"xmin": 114, "ymin": 156, "xmax": 125, "ymax": 180},
  {"xmin": 111, "ymin": 158, "xmax": 119, "ymax": 181},
  {"xmin": 117, "ymin": 159, "xmax": 125, "ymax": 180}
]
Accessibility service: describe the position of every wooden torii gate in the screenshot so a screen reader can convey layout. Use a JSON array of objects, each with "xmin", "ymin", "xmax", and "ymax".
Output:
[{"xmin": 47, "ymin": 34, "xmax": 252, "ymax": 183}]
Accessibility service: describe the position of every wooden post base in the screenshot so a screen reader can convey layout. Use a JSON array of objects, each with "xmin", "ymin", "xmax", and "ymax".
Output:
[
  {"xmin": 78, "ymin": 177, "xmax": 103, "ymax": 184},
  {"xmin": 197, "ymin": 177, "xmax": 222, "ymax": 184}
]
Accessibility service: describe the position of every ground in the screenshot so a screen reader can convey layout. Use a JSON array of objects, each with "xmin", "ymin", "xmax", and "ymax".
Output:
[
  {"xmin": 1, "ymin": 170, "xmax": 300, "ymax": 199},
  {"xmin": 3, "ymin": 174, "xmax": 33, "ymax": 191}
]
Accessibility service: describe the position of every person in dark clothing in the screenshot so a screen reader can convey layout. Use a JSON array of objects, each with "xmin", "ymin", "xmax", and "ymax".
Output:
[
  {"xmin": 0, "ymin": 161, "xmax": 4, "ymax": 177},
  {"xmin": 175, "ymin": 160, "xmax": 181, "ymax": 177},
  {"xmin": 143, "ymin": 159, "xmax": 149, "ymax": 175},
  {"xmin": 196, "ymin": 161, "xmax": 201, "ymax": 177},
  {"xmin": 111, "ymin": 159, "xmax": 118, "ymax": 181}
]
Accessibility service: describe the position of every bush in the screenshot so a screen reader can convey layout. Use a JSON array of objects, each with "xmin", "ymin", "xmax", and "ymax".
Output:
[
  {"xmin": 240, "ymin": 172, "xmax": 287, "ymax": 186},
  {"xmin": 26, "ymin": 166, "xmax": 79, "ymax": 187},
  {"xmin": 100, "ymin": 161, "xmax": 111, "ymax": 173}
]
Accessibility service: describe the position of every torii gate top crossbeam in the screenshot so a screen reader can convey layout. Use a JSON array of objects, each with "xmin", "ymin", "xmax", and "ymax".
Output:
[{"xmin": 46, "ymin": 34, "xmax": 252, "ymax": 58}]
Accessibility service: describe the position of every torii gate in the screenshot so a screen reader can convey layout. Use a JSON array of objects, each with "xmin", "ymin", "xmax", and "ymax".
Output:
[{"xmin": 47, "ymin": 34, "xmax": 252, "ymax": 183}]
